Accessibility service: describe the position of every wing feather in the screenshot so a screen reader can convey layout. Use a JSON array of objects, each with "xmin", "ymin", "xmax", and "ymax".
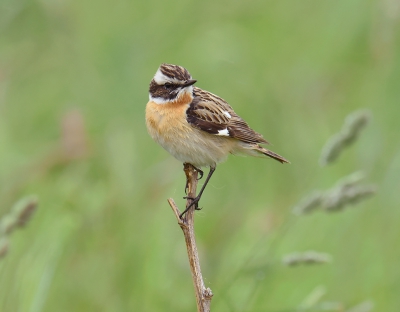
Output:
[{"xmin": 186, "ymin": 87, "xmax": 269, "ymax": 144}]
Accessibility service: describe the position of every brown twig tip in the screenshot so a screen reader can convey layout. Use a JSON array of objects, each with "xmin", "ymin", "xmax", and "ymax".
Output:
[
  {"xmin": 320, "ymin": 109, "xmax": 372, "ymax": 166},
  {"xmin": 282, "ymin": 251, "xmax": 332, "ymax": 266},
  {"xmin": 204, "ymin": 288, "xmax": 213, "ymax": 298},
  {"xmin": 167, "ymin": 198, "xmax": 185, "ymax": 226}
]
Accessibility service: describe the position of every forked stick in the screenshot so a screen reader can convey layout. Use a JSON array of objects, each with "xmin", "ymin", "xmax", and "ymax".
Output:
[{"xmin": 167, "ymin": 163, "xmax": 213, "ymax": 312}]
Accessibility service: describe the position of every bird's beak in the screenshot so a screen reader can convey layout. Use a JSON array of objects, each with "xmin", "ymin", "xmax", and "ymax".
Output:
[{"xmin": 182, "ymin": 79, "xmax": 197, "ymax": 87}]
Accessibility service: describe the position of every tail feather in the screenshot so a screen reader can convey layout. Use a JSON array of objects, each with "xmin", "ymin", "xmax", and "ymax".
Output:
[
  {"xmin": 234, "ymin": 142, "xmax": 290, "ymax": 164},
  {"xmin": 255, "ymin": 145, "xmax": 290, "ymax": 164}
]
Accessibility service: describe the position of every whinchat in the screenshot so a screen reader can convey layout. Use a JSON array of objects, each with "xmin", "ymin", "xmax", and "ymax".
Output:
[{"xmin": 146, "ymin": 64, "xmax": 289, "ymax": 216}]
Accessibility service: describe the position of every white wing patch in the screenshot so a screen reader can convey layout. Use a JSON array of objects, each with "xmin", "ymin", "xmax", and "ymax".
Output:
[
  {"xmin": 223, "ymin": 111, "xmax": 232, "ymax": 118},
  {"xmin": 217, "ymin": 128, "xmax": 229, "ymax": 136}
]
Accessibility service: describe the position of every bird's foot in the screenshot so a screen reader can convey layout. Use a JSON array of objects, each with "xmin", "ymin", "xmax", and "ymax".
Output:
[
  {"xmin": 193, "ymin": 166, "xmax": 203, "ymax": 180},
  {"xmin": 180, "ymin": 196, "xmax": 202, "ymax": 218},
  {"xmin": 182, "ymin": 196, "xmax": 202, "ymax": 210},
  {"xmin": 184, "ymin": 166, "xmax": 203, "ymax": 194}
]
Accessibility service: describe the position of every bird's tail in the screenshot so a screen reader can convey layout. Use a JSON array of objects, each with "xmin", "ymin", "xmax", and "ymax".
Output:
[
  {"xmin": 257, "ymin": 146, "xmax": 290, "ymax": 164},
  {"xmin": 235, "ymin": 142, "xmax": 290, "ymax": 164}
]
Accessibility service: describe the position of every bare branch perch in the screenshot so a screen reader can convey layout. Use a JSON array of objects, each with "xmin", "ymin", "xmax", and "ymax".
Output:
[{"xmin": 167, "ymin": 163, "xmax": 213, "ymax": 312}]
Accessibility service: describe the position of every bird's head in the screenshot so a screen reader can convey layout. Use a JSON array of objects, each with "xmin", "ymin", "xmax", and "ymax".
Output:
[{"xmin": 149, "ymin": 63, "xmax": 197, "ymax": 104}]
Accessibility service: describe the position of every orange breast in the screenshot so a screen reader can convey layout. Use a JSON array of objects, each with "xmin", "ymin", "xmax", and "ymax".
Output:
[{"xmin": 146, "ymin": 91, "xmax": 193, "ymax": 137}]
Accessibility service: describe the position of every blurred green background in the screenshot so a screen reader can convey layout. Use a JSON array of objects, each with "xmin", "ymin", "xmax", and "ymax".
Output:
[{"xmin": 1, "ymin": 0, "xmax": 399, "ymax": 311}]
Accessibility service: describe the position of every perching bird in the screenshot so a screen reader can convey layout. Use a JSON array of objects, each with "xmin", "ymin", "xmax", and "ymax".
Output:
[{"xmin": 146, "ymin": 64, "xmax": 289, "ymax": 216}]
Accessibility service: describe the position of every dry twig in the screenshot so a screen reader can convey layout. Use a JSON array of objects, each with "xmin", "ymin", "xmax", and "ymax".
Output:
[{"xmin": 167, "ymin": 163, "xmax": 213, "ymax": 312}]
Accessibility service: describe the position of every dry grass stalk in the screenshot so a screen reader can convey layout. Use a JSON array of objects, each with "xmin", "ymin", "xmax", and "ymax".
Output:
[
  {"xmin": 293, "ymin": 172, "xmax": 376, "ymax": 215},
  {"xmin": 320, "ymin": 110, "xmax": 371, "ymax": 166},
  {"xmin": 298, "ymin": 285, "xmax": 326, "ymax": 309},
  {"xmin": 0, "ymin": 215, "xmax": 16, "ymax": 235},
  {"xmin": 346, "ymin": 300, "xmax": 374, "ymax": 312},
  {"xmin": 14, "ymin": 198, "xmax": 38, "ymax": 227},
  {"xmin": 288, "ymin": 110, "xmax": 376, "ymax": 311},
  {"xmin": 167, "ymin": 164, "xmax": 213, "ymax": 312},
  {"xmin": 0, "ymin": 237, "xmax": 9, "ymax": 258},
  {"xmin": 283, "ymin": 251, "xmax": 332, "ymax": 266},
  {"xmin": 61, "ymin": 109, "xmax": 90, "ymax": 160},
  {"xmin": 0, "ymin": 196, "xmax": 38, "ymax": 260},
  {"xmin": 292, "ymin": 191, "xmax": 325, "ymax": 215}
]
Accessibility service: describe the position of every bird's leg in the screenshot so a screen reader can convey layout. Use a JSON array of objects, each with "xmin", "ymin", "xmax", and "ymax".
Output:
[
  {"xmin": 180, "ymin": 166, "xmax": 216, "ymax": 218},
  {"xmin": 184, "ymin": 165, "xmax": 204, "ymax": 194}
]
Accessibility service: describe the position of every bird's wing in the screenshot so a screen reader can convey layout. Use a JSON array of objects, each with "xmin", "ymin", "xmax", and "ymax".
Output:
[{"xmin": 186, "ymin": 87, "xmax": 269, "ymax": 144}]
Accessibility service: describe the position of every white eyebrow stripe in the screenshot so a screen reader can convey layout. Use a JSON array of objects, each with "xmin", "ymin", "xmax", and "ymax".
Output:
[
  {"xmin": 153, "ymin": 69, "xmax": 181, "ymax": 85},
  {"xmin": 217, "ymin": 128, "xmax": 229, "ymax": 136},
  {"xmin": 223, "ymin": 111, "xmax": 232, "ymax": 118}
]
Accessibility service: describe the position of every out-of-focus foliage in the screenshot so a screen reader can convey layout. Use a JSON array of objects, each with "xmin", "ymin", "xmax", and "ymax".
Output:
[{"xmin": 0, "ymin": 0, "xmax": 399, "ymax": 311}]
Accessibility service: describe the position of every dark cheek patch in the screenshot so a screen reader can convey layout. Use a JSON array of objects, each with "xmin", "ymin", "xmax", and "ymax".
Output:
[{"xmin": 149, "ymin": 80, "xmax": 180, "ymax": 100}]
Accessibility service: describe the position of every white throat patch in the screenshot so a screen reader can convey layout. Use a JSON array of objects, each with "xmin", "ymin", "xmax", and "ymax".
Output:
[{"xmin": 149, "ymin": 96, "xmax": 169, "ymax": 104}]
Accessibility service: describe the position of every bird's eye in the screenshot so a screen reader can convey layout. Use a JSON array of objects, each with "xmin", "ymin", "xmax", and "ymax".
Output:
[{"xmin": 164, "ymin": 83, "xmax": 173, "ymax": 89}]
